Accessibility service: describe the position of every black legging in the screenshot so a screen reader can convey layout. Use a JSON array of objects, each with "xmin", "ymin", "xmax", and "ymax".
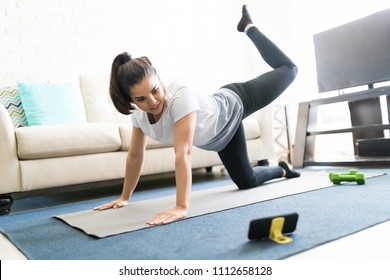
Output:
[{"xmin": 218, "ymin": 26, "xmax": 297, "ymax": 189}]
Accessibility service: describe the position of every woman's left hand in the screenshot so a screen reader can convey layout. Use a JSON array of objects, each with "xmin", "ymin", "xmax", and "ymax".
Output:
[{"xmin": 147, "ymin": 206, "xmax": 188, "ymax": 225}]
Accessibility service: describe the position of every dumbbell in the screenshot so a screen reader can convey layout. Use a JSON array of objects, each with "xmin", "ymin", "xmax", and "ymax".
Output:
[{"xmin": 329, "ymin": 169, "xmax": 365, "ymax": 185}]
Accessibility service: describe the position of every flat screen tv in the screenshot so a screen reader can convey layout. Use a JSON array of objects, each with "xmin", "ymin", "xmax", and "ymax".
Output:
[{"xmin": 313, "ymin": 8, "xmax": 390, "ymax": 93}]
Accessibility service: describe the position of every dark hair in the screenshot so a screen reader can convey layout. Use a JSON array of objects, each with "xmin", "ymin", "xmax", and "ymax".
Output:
[{"xmin": 109, "ymin": 53, "xmax": 158, "ymax": 115}]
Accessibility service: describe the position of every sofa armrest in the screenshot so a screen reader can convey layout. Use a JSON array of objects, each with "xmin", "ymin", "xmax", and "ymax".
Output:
[
  {"xmin": 250, "ymin": 104, "xmax": 276, "ymax": 160},
  {"xmin": 0, "ymin": 105, "xmax": 21, "ymax": 194}
]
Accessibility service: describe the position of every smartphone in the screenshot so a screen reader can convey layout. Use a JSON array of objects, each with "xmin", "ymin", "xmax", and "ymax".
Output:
[{"xmin": 248, "ymin": 212, "xmax": 299, "ymax": 240}]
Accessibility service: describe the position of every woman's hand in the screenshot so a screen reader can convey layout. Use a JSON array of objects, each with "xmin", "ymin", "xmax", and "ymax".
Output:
[
  {"xmin": 93, "ymin": 197, "xmax": 129, "ymax": 211},
  {"xmin": 147, "ymin": 206, "xmax": 188, "ymax": 225}
]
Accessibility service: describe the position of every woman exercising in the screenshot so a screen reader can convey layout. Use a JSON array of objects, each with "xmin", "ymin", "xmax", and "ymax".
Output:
[{"xmin": 94, "ymin": 5, "xmax": 300, "ymax": 225}]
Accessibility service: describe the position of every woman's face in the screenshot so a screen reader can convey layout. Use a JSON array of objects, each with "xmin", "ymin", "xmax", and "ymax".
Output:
[{"xmin": 130, "ymin": 75, "xmax": 165, "ymax": 118}]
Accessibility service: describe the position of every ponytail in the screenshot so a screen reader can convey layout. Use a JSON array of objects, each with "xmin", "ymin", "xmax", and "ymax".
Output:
[{"xmin": 109, "ymin": 52, "xmax": 157, "ymax": 115}]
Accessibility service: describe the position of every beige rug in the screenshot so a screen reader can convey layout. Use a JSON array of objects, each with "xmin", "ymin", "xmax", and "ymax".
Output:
[{"xmin": 56, "ymin": 171, "xmax": 381, "ymax": 238}]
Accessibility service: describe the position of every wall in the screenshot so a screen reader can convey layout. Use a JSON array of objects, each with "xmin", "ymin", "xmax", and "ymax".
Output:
[{"xmin": 0, "ymin": 0, "xmax": 266, "ymax": 94}]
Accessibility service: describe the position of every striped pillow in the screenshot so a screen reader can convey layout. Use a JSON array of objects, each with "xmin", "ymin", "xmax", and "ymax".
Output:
[{"xmin": 0, "ymin": 87, "xmax": 28, "ymax": 128}]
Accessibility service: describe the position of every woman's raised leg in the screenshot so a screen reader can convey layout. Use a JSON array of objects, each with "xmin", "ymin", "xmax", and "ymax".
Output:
[
  {"xmin": 223, "ymin": 5, "xmax": 297, "ymax": 119},
  {"xmin": 218, "ymin": 6, "xmax": 300, "ymax": 190}
]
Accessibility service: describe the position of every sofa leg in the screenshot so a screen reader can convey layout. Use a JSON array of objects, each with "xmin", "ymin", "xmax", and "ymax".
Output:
[
  {"xmin": 0, "ymin": 195, "xmax": 13, "ymax": 215},
  {"xmin": 205, "ymin": 166, "xmax": 213, "ymax": 173},
  {"xmin": 257, "ymin": 159, "xmax": 270, "ymax": 166}
]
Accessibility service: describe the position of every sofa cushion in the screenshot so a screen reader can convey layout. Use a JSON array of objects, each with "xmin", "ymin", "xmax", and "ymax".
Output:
[
  {"xmin": 17, "ymin": 81, "xmax": 87, "ymax": 126},
  {"xmin": 0, "ymin": 86, "xmax": 28, "ymax": 128},
  {"xmin": 119, "ymin": 124, "xmax": 172, "ymax": 151},
  {"xmin": 79, "ymin": 73, "xmax": 115, "ymax": 122},
  {"xmin": 242, "ymin": 117, "xmax": 261, "ymax": 140},
  {"xmin": 16, "ymin": 123, "xmax": 121, "ymax": 160},
  {"xmin": 119, "ymin": 116, "xmax": 261, "ymax": 151},
  {"xmin": 80, "ymin": 73, "xmax": 132, "ymax": 124}
]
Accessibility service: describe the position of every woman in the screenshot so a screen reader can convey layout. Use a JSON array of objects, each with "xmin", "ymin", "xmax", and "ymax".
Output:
[{"xmin": 94, "ymin": 5, "xmax": 300, "ymax": 225}]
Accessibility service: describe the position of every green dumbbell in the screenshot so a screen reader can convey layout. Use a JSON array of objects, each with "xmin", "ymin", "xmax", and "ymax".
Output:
[
  {"xmin": 329, "ymin": 170, "xmax": 365, "ymax": 185},
  {"xmin": 329, "ymin": 169, "xmax": 357, "ymax": 181}
]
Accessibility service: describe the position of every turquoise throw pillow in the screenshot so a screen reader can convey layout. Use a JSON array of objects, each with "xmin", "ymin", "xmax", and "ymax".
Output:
[{"xmin": 18, "ymin": 82, "xmax": 87, "ymax": 126}]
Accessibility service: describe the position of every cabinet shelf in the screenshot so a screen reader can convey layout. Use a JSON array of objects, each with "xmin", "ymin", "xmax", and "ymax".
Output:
[
  {"xmin": 308, "ymin": 124, "xmax": 390, "ymax": 136},
  {"xmin": 292, "ymin": 86, "xmax": 390, "ymax": 168}
]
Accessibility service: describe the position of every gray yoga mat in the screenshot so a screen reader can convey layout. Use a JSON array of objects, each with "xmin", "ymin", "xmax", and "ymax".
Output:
[{"xmin": 56, "ymin": 171, "xmax": 381, "ymax": 238}]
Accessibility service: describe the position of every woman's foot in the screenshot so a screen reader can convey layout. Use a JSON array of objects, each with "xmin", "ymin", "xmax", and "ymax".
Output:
[
  {"xmin": 237, "ymin": 5, "xmax": 253, "ymax": 32},
  {"xmin": 279, "ymin": 161, "xmax": 301, "ymax": 179}
]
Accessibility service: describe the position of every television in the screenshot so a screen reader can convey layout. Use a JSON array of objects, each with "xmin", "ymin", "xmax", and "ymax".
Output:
[{"xmin": 313, "ymin": 8, "xmax": 390, "ymax": 93}]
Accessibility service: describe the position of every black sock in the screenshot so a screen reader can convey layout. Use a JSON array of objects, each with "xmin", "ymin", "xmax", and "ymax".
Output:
[
  {"xmin": 278, "ymin": 161, "xmax": 300, "ymax": 179},
  {"xmin": 237, "ymin": 5, "xmax": 253, "ymax": 32}
]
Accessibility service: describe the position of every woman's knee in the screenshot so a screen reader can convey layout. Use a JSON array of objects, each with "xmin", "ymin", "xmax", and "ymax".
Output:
[
  {"xmin": 283, "ymin": 64, "xmax": 298, "ymax": 81},
  {"xmin": 234, "ymin": 176, "xmax": 258, "ymax": 190},
  {"xmin": 291, "ymin": 64, "xmax": 298, "ymax": 78}
]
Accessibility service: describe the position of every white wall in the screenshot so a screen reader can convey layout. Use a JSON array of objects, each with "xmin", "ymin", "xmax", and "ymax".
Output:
[{"xmin": 0, "ymin": 0, "xmax": 259, "ymax": 94}]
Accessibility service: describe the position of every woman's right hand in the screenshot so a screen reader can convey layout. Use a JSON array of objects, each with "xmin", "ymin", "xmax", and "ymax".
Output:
[{"xmin": 93, "ymin": 197, "xmax": 129, "ymax": 211}]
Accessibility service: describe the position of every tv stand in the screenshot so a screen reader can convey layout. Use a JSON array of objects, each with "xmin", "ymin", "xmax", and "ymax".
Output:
[{"xmin": 292, "ymin": 86, "xmax": 390, "ymax": 168}]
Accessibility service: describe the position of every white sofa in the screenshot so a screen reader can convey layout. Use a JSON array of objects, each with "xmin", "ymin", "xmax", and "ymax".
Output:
[{"xmin": 0, "ymin": 71, "xmax": 275, "ymax": 196}]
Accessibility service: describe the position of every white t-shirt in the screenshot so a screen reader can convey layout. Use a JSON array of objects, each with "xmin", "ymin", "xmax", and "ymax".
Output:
[{"xmin": 131, "ymin": 83, "xmax": 243, "ymax": 152}]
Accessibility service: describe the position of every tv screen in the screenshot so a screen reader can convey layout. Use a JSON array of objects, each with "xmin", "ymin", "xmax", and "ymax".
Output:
[{"xmin": 313, "ymin": 8, "xmax": 390, "ymax": 93}]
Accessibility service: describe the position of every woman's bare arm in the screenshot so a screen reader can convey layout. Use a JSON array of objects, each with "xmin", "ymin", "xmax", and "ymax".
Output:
[
  {"xmin": 147, "ymin": 111, "xmax": 196, "ymax": 225},
  {"xmin": 94, "ymin": 126, "xmax": 147, "ymax": 210}
]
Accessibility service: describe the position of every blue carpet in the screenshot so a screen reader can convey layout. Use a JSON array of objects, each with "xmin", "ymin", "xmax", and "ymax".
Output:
[{"xmin": 1, "ymin": 170, "xmax": 389, "ymax": 260}]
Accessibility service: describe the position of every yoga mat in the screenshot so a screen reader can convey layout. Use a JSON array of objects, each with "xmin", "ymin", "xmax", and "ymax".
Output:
[
  {"xmin": 56, "ymin": 171, "xmax": 384, "ymax": 238},
  {"xmin": 0, "ymin": 170, "xmax": 388, "ymax": 260}
]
